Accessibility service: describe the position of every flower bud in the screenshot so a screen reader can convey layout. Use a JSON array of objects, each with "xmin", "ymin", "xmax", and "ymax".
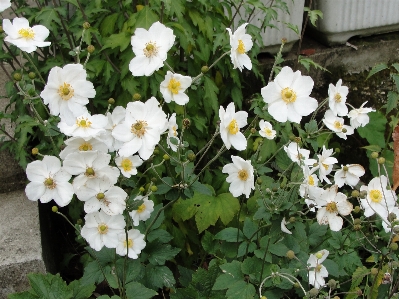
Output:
[
  {"xmin": 315, "ymin": 252, "xmax": 323, "ymax": 259},
  {"xmin": 371, "ymin": 268, "xmax": 378, "ymax": 275},
  {"xmin": 281, "ymin": 38, "xmax": 287, "ymax": 44},
  {"xmin": 76, "ymin": 219, "xmax": 83, "ymax": 225},
  {"xmin": 286, "ymin": 250, "xmax": 295, "ymax": 259},
  {"xmin": 343, "ymin": 165, "xmax": 349, "ymax": 171},
  {"xmin": 182, "ymin": 118, "xmax": 191, "ymax": 128},
  {"xmin": 335, "ymin": 147, "xmax": 340, "ymax": 153},
  {"xmin": 139, "ymin": 186, "xmax": 145, "ymax": 192},
  {"xmin": 108, "ymin": 98, "xmax": 115, "ymax": 105},
  {"xmin": 371, "ymin": 151, "xmax": 379, "ymax": 159},
  {"xmin": 188, "ymin": 153, "xmax": 196, "ymax": 161},
  {"xmin": 378, "ymin": 157, "xmax": 385, "ymax": 164},
  {"xmin": 256, "ymin": 178, "xmax": 262, "ymax": 185},
  {"xmin": 153, "ymin": 148, "xmax": 159, "ymax": 155},
  {"xmin": 342, "ymin": 128, "xmax": 347, "ymax": 133},
  {"xmin": 133, "ymin": 93, "xmax": 141, "ymax": 101},
  {"xmin": 83, "ymin": 22, "xmax": 90, "ymax": 29},
  {"xmin": 136, "ymin": 4, "xmax": 144, "ymax": 11},
  {"xmin": 272, "ymin": 187, "xmax": 278, "ymax": 192},
  {"xmin": 87, "ymin": 45, "xmax": 95, "ymax": 53},
  {"xmin": 390, "ymin": 242, "xmax": 398, "ymax": 251},
  {"xmin": 163, "ymin": 154, "xmax": 170, "ymax": 161},
  {"xmin": 289, "ymin": 217, "xmax": 296, "ymax": 223},
  {"xmin": 28, "ymin": 72, "xmax": 36, "ymax": 79},
  {"xmin": 150, "ymin": 185, "xmax": 158, "ymax": 192},
  {"xmin": 389, "ymin": 212, "xmax": 397, "ymax": 222},
  {"xmin": 13, "ymin": 72, "xmax": 22, "ymax": 81},
  {"xmin": 51, "ymin": 206, "xmax": 58, "ymax": 213},
  {"xmin": 289, "ymin": 134, "xmax": 296, "ymax": 141},
  {"xmin": 333, "ymin": 296, "xmax": 340, "ymax": 299},
  {"xmin": 201, "ymin": 65, "xmax": 209, "ymax": 73},
  {"xmin": 250, "ymin": 127, "xmax": 256, "ymax": 134},
  {"xmin": 351, "ymin": 190, "xmax": 360, "ymax": 197},
  {"xmin": 294, "ymin": 137, "xmax": 301, "ymax": 143},
  {"xmin": 31, "ymin": 147, "xmax": 39, "ymax": 155},
  {"xmin": 354, "ymin": 218, "xmax": 361, "ymax": 225},
  {"xmin": 353, "ymin": 224, "xmax": 362, "ymax": 231},
  {"xmin": 261, "ymin": 296, "xmax": 267, "ymax": 299},
  {"xmin": 308, "ymin": 288, "xmax": 319, "ymax": 297},
  {"xmin": 394, "ymin": 226, "xmax": 399, "ymax": 233},
  {"xmin": 359, "ymin": 191, "xmax": 367, "ymax": 199},
  {"xmin": 327, "ymin": 279, "xmax": 337, "ymax": 289}
]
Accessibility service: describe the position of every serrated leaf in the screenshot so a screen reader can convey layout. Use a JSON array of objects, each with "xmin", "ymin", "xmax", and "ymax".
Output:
[
  {"xmin": 305, "ymin": 120, "xmax": 318, "ymax": 134},
  {"xmin": 243, "ymin": 217, "xmax": 258, "ymax": 240},
  {"xmin": 125, "ymin": 282, "xmax": 158, "ymax": 299},
  {"xmin": 147, "ymin": 229, "xmax": 173, "ymax": 243},
  {"xmin": 386, "ymin": 91, "xmax": 399, "ymax": 114},
  {"xmin": 146, "ymin": 241, "xmax": 180, "ymax": 265},
  {"xmin": 213, "ymin": 261, "xmax": 243, "ymax": 290},
  {"xmin": 145, "ymin": 265, "xmax": 176, "ymax": 289},
  {"xmin": 100, "ymin": 13, "xmax": 119, "ymax": 36},
  {"xmin": 357, "ymin": 111, "xmax": 387, "ymax": 148},
  {"xmin": 8, "ymin": 292, "xmax": 38, "ymax": 299},
  {"xmin": 392, "ymin": 73, "xmax": 399, "ymax": 92},
  {"xmin": 102, "ymin": 32, "xmax": 131, "ymax": 52},
  {"xmin": 349, "ymin": 266, "xmax": 369, "ymax": 290},
  {"xmin": 268, "ymin": 242, "xmax": 289, "ymax": 257},
  {"xmin": 392, "ymin": 63, "xmax": 399, "ymax": 73},
  {"xmin": 226, "ymin": 281, "xmax": 256, "ymax": 299},
  {"xmin": 203, "ymin": 76, "xmax": 219, "ymax": 119},
  {"xmin": 367, "ymin": 63, "xmax": 389, "ymax": 80},
  {"xmin": 215, "ymin": 227, "xmax": 244, "ymax": 242},
  {"xmin": 362, "ymin": 145, "xmax": 382, "ymax": 152},
  {"xmin": 28, "ymin": 273, "xmax": 73, "ymax": 299},
  {"xmin": 135, "ymin": 7, "xmax": 159, "ymax": 30},
  {"xmin": 68, "ymin": 280, "xmax": 95, "ymax": 299}
]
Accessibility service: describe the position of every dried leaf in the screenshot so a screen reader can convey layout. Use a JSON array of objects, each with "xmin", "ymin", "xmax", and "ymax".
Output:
[{"xmin": 393, "ymin": 125, "xmax": 399, "ymax": 191}]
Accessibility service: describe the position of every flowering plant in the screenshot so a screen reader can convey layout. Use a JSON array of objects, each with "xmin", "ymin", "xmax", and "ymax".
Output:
[{"xmin": 2, "ymin": 1, "xmax": 399, "ymax": 299}]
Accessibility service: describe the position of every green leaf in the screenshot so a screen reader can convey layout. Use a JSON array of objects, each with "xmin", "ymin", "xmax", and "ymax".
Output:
[
  {"xmin": 213, "ymin": 261, "xmax": 243, "ymax": 290},
  {"xmin": 308, "ymin": 222, "xmax": 328, "ymax": 246},
  {"xmin": 215, "ymin": 227, "xmax": 244, "ymax": 242},
  {"xmin": 385, "ymin": 91, "xmax": 399, "ymax": 114},
  {"xmin": 147, "ymin": 229, "xmax": 173, "ymax": 243},
  {"xmin": 357, "ymin": 111, "xmax": 387, "ymax": 148},
  {"xmin": 135, "ymin": 7, "xmax": 159, "ymax": 29},
  {"xmin": 145, "ymin": 265, "xmax": 176, "ymax": 289},
  {"xmin": 392, "ymin": 62, "xmax": 399, "ymax": 73},
  {"xmin": 243, "ymin": 217, "xmax": 258, "ymax": 240},
  {"xmin": 125, "ymin": 282, "xmax": 158, "ymax": 299},
  {"xmin": 366, "ymin": 63, "xmax": 389, "ymax": 80},
  {"xmin": 350, "ymin": 266, "xmax": 369, "ymax": 290},
  {"xmin": 28, "ymin": 273, "xmax": 73, "ymax": 299},
  {"xmin": 392, "ymin": 73, "xmax": 399, "ymax": 92},
  {"xmin": 81, "ymin": 261, "xmax": 104, "ymax": 286},
  {"xmin": 305, "ymin": 120, "xmax": 318, "ymax": 134},
  {"xmin": 68, "ymin": 280, "xmax": 95, "ymax": 299},
  {"xmin": 268, "ymin": 242, "xmax": 289, "ymax": 257},
  {"xmin": 203, "ymin": 76, "xmax": 219, "ymax": 119},
  {"xmin": 146, "ymin": 241, "xmax": 180, "ymax": 265},
  {"xmin": 304, "ymin": 7, "xmax": 323, "ymax": 27},
  {"xmin": 102, "ymin": 32, "xmax": 131, "ymax": 52},
  {"xmin": 226, "ymin": 281, "xmax": 256, "ymax": 299},
  {"xmin": 8, "ymin": 292, "xmax": 38, "ymax": 299},
  {"xmin": 323, "ymin": 259, "xmax": 340, "ymax": 277},
  {"xmin": 100, "ymin": 13, "xmax": 119, "ymax": 36}
]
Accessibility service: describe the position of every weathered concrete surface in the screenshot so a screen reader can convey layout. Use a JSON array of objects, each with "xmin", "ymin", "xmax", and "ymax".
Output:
[{"xmin": 0, "ymin": 191, "xmax": 46, "ymax": 298}]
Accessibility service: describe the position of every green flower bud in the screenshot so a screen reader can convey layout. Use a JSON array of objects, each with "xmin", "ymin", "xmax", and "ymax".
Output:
[
  {"xmin": 256, "ymin": 178, "xmax": 262, "ymax": 185},
  {"xmin": 250, "ymin": 127, "xmax": 256, "ymax": 134},
  {"xmin": 281, "ymin": 38, "xmax": 287, "ymax": 44},
  {"xmin": 139, "ymin": 186, "xmax": 145, "ymax": 192},
  {"xmin": 335, "ymin": 147, "xmax": 340, "ymax": 153},
  {"xmin": 342, "ymin": 128, "xmax": 347, "ymax": 133},
  {"xmin": 150, "ymin": 185, "xmax": 158, "ymax": 192},
  {"xmin": 163, "ymin": 154, "xmax": 170, "ymax": 161},
  {"xmin": 76, "ymin": 219, "xmax": 83, "ymax": 225},
  {"xmin": 370, "ymin": 268, "xmax": 378, "ymax": 275},
  {"xmin": 108, "ymin": 98, "xmax": 115, "ymax": 105},
  {"xmin": 371, "ymin": 151, "xmax": 379, "ymax": 159},
  {"xmin": 327, "ymin": 279, "xmax": 337, "ymax": 289},
  {"xmin": 188, "ymin": 153, "xmax": 196, "ymax": 161},
  {"xmin": 294, "ymin": 137, "xmax": 301, "ymax": 143},
  {"xmin": 13, "ymin": 73, "xmax": 22, "ymax": 81},
  {"xmin": 289, "ymin": 216, "xmax": 296, "ymax": 223},
  {"xmin": 83, "ymin": 22, "xmax": 90, "ymax": 29},
  {"xmin": 51, "ymin": 206, "xmax": 58, "ymax": 212},
  {"xmin": 388, "ymin": 212, "xmax": 397, "ymax": 222},
  {"xmin": 286, "ymin": 250, "xmax": 295, "ymax": 259},
  {"xmin": 378, "ymin": 157, "xmax": 385, "ymax": 164},
  {"xmin": 351, "ymin": 190, "xmax": 360, "ymax": 197},
  {"xmin": 133, "ymin": 93, "xmax": 141, "ymax": 101},
  {"xmin": 390, "ymin": 242, "xmax": 398, "ymax": 251},
  {"xmin": 28, "ymin": 72, "xmax": 36, "ymax": 79},
  {"xmin": 353, "ymin": 206, "xmax": 361, "ymax": 213},
  {"xmin": 354, "ymin": 218, "xmax": 361, "ymax": 225},
  {"xmin": 31, "ymin": 147, "xmax": 39, "ymax": 155},
  {"xmin": 343, "ymin": 166, "xmax": 349, "ymax": 171},
  {"xmin": 353, "ymin": 224, "xmax": 362, "ymax": 231},
  {"xmin": 308, "ymin": 288, "xmax": 319, "ymax": 297},
  {"xmin": 201, "ymin": 65, "xmax": 209, "ymax": 73},
  {"xmin": 87, "ymin": 45, "xmax": 95, "ymax": 53}
]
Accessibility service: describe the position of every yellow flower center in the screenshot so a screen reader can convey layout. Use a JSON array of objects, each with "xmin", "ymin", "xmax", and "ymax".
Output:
[
  {"xmin": 143, "ymin": 42, "xmax": 158, "ymax": 58},
  {"xmin": 18, "ymin": 28, "xmax": 35, "ymax": 39},
  {"xmin": 79, "ymin": 142, "xmax": 93, "ymax": 151},
  {"xmin": 333, "ymin": 121, "xmax": 343, "ymax": 130},
  {"xmin": 334, "ymin": 93, "xmax": 342, "ymax": 103},
  {"xmin": 237, "ymin": 40, "xmax": 245, "ymax": 54},
  {"xmin": 228, "ymin": 119, "xmax": 239, "ymax": 135},
  {"xmin": 326, "ymin": 202, "xmax": 338, "ymax": 213},
  {"xmin": 123, "ymin": 238, "xmax": 134, "ymax": 248},
  {"xmin": 172, "ymin": 126, "xmax": 177, "ymax": 137},
  {"xmin": 76, "ymin": 118, "xmax": 92, "ymax": 128},
  {"xmin": 238, "ymin": 169, "xmax": 248, "ymax": 181},
  {"xmin": 263, "ymin": 128, "xmax": 273, "ymax": 137},
  {"xmin": 281, "ymin": 87, "xmax": 297, "ymax": 104},
  {"xmin": 137, "ymin": 204, "xmax": 146, "ymax": 213},
  {"xmin": 322, "ymin": 163, "xmax": 329, "ymax": 170},
  {"xmin": 85, "ymin": 167, "xmax": 95, "ymax": 177},
  {"xmin": 131, "ymin": 120, "xmax": 148, "ymax": 138},
  {"xmin": 44, "ymin": 178, "xmax": 56, "ymax": 189},
  {"xmin": 308, "ymin": 176, "xmax": 314, "ymax": 186},
  {"xmin": 98, "ymin": 223, "xmax": 108, "ymax": 234},
  {"xmin": 167, "ymin": 78, "xmax": 181, "ymax": 95},
  {"xmin": 370, "ymin": 189, "xmax": 382, "ymax": 203},
  {"xmin": 121, "ymin": 158, "xmax": 133, "ymax": 172},
  {"xmin": 96, "ymin": 193, "xmax": 105, "ymax": 200},
  {"xmin": 315, "ymin": 264, "xmax": 323, "ymax": 272},
  {"xmin": 58, "ymin": 83, "xmax": 74, "ymax": 101}
]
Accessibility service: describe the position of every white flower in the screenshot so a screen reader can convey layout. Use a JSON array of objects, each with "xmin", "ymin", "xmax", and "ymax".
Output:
[
  {"xmin": 112, "ymin": 97, "xmax": 167, "ymax": 160},
  {"xmin": 306, "ymin": 186, "xmax": 324, "ymax": 212},
  {"xmin": 308, "ymin": 249, "xmax": 329, "ymax": 289},
  {"xmin": 160, "ymin": 71, "xmax": 192, "ymax": 105},
  {"xmin": 3, "ymin": 17, "xmax": 50, "ymax": 53},
  {"xmin": 0, "ymin": 0, "xmax": 11, "ymax": 12},
  {"xmin": 40, "ymin": 64, "xmax": 95, "ymax": 121},
  {"xmin": 226, "ymin": 23, "xmax": 253, "ymax": 71},
  {"xmin": 63, "ymin": 151, "xmax": 119, "ymax": 190},
  {"xmin": 348, "ymin": 101, "xmax": 375, "ymax": 128},
  {"xmin": 116, "ymin": 229, "xmax": 146, "ymax": 259},
  {"xmin": 59, "ymin": 137, "xmax": 108, "ymax": 160},
  {"xmin": 382, "ymin": 207, "xmax": 399, "ymax": 233},
  {"xmin": 299, "ymin": 165, "xmax": 319, "ymax": 198},
  {"xmin": 129, "ymin": 21, "xmax": 175, "ymax": 76},
  {"xmin": 222, "ymin": 155, "xmax": 254, "ymax": 198},
  {"xmin": 334, "ymin": 164, "xmax": 365, "ymax": 187},
  {"xmin": 166, "ymin": 113, "xmax": 179, "ymax": 152},
  {"xmin": 315, "ymin": 146, "xmax": 338, "ymax": 184},
  {"xmin": 75, "ymin": 178, "xmax": 127, "ymax": 215},
  {"xmin": 129, "ymin": 196, "xmax": 155, "ymax": 226},
  {"xmin": 102, "ymin": 106, "xmax": 126, "ymax": 152},
  {"xmin": 261, "ymin": 66, "xmax": 317, "ymax": 123},
  {"xmin": 258, "ymin": 120, "xmax": 276, "ymax": 140},
  {"xmin": 280, "ymin": 218, "xmax": 292, "ymax": 234},
  {"xmin": 25, "ymin": 156, "xmax": 74, "ymax": 207},
  {"xmin": 219, "ymin": 102, "xmax": 247, "ymax": 150},
  {"xmin": 314, "ymin": 185, "xmax": 353, "ymax": 231},
  {"xmin": 58, "ymin": 113, "xmax": 108, "ymax": 140},
  {"xmin": 81, "ymin": 211, "xmax": 125, "ymax": 251},
  {"xmin": 284, "ymin": 142, "xmax": 316, "ymax": 166},
  {"xmin": 328, "ymin": 79, "xmax": 348, "ymax": 116},
  {"xmin": 322, "ymin": 109, "xmax": 354, "ymax": 139},
  {"xmin": 360, "ymin": 175, "xmax": 396, "ymax": 219},
  {"xmin": 115, "ymin": 155, "xmax": 143, "ymax": 178}
]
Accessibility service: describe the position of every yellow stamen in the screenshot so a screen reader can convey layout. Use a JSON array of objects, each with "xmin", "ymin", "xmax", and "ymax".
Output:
[
  {"xmin": 315, "ymin": 264, "xmax": 323, "ymax": 272},
  {"xmin": 96, "ymin": 193, "xmax": 105, "ymax": 200},
  {"xmin": 333, "ymin": 121, "xmax": 343, "ymax": 130},
  {"xmin": 131, "ymin": 120, "xmax": 148, "ymax": 138},
  {"xmin": 76, "ymin": 118, "xmax": 92, "ymax": 128},
  {"xmin": 58, "ymin": 83, "xmax": 74, "ymax": 101},
  {"xmin": 85, "ymin": 167, "xmax": 95, "ymax": 177},
  {"xmin": 228, "ymin": 119, "xmax": 239, "ymax": 135},
  {"xmin": 308, "ymin": 176, "xmax": 314, "ymax": 186},
  {"xmin": 121, "ymin": 158, "xmax": 133, "ymax": 172},
  {"xmin": 281, "ymin": 87, "xmax": 297, "ymax": 104},
  {"xmin": 44, "ymin": 178, "xmax": 56, "ymax": 189},
  {"xmin": 370, "ymin": 189, "xmax": 382, "ymax": 203},
  {"xmin": 137, "ymin": 204, "xmax": 146, "ymax": 213},
  {"xmin": 18, "ymin": 28, "xmax": 35, "ymax": 39},
  {"xmin": 79, "ymin": 142, "xmax": 93, "ymax": 151},
  {"xmin": 322, "ymin": 163, "xmax": 329, "ymax": 170},
  {"xmin": 167, "ymin": 78, "xmax": 181, "ymax": 95},
  {"xmin": 237, "ymin": 40, "xmax": 245, "ymax": 54},
  {"xmin": 238, "ymin": 169, "xmax": 248, "ymax": 181},
  {"xmin": 334, "ymin": 93, "xmax": 342, "ymax": 103},
  {"xmin": 172, "ymin": 126, "xmax": 177, "ymax": 137},
  {"xmin": 123, "ymin": 238, "xmax": 134, "ymax": 248},
  {"xmin": 143, "ymin": 42, "xmax": 158, "ymax": 58},
  {"xmin": 264, "ymin": 128, "xmax": 273, "ymax": 137},
  {"xmin": 326, "ymin": 202, "xmax": 338, "ymax": 213},
  {"xmin": 98, "ymin": 223, "xmax": 108, "ymax": 234}
]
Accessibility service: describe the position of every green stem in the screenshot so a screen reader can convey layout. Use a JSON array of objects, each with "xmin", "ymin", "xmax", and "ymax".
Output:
[{"xmin": 22, "ymin": 52, "xmax": 46, "ymax": 84}]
